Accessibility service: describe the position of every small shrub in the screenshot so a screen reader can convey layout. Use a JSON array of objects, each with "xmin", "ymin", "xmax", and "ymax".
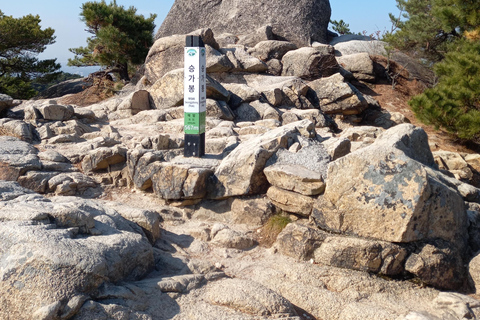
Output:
[{"xmin": 256, "ymin": 213, "xmax": 291, "ymax": 247}]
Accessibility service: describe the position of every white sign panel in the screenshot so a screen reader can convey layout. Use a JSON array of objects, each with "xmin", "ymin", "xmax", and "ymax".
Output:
[{"xmin": 184, "ymin": 47, "xmax": 206, "ymax": 113}]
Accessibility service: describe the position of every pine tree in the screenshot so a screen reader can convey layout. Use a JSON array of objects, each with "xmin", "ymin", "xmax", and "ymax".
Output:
[
  {"xmin": 386, "ymin": 0, "xmax": 480, "ymax": 142},
  {"xmin": 0, "ymin": 11, "xmax": 60, "ymax": 99},
  {"xmin": 410, "ymin": 39, "xmax": 480, "ymax": 140},
  {"xmin": 384, "ymin": 0, "xmax": 454, "ymax": 64},
  {"xmin": 330, "ymin": 20, "xmax": 352, "ymax": 35},
  {"xmin": 68, "ymin": 1, "xmax": 156, "ymax": 82}
]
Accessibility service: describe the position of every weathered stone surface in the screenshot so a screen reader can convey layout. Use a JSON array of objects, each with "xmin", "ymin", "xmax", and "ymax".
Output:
[
  {"xmin": 235, "ymin": 102, "xmax": 262, "ymax": 122},
  {"xmin": 237, "ymin": 25, "xmax": 275, "ymax": 47},
  {"xmin": 49, "ymin": 119, "xmax": 93, "ymax": 137},
  {"xmin": 17, "ymin": 171, "xmax": 58, "ymax": 193},
  {"xmin": 469, "ymin": 252, "xmax": 480, "ymax": 294},
  {"xmin": 340, "ymin": 125, "xmax": 384, "ymax": 142},
  {"xmin": 264, "ymin": 164, "xmax": 325, "ymax": 196},
  {"xmin": 216, "ymin": 32, "xmax": 239, "ymax": 47},
  {"xmin": 375, "ymin": 123, "xmax": 435, "ymax": 168},
  {"xmin": 248, "ymin": 40, "xmax": 298, "ymax": 61},
  {"xmin": 211, "ymin": 228, "xmax": 256, "ymax": 250},
  {"xmin": 222, "ymin": 83, "xmax": 262, "ymax": 108},
  {"xmin": 127, "ymin": 149, "xmax": 182, "ymax": 190},
  {"xmin": 266, "ymin": 58, "xmax": 283, "ymax": 76},
  {"xmin": 0, "ymin": 136, "xmax": 41, "ymax": 181},
  {"xmin": 266, "ymin": 139, "xmax": 330, "ymax": 178},
  {"xmin": 0, "ymin": 93, "xmax": 14, "ymax": 113},
  {"xmin": 116, "ymin": 90, "xmax": 151, "ymax": 116},
  {"xmin": 38, "ymin": 150, "xmax": 68, "ymax": 163},
  {"xmin": 205, "ymin": 45, "xmax": 234, "ymax": 73},
  {"xmin": 152, "ymin": 162, "xmax": 213, "ymax": 200},
  {"xmin": 149, "ymin": 68, "xmax": 184, "ymax": 110},
  {"xmin": 281, "ymin": 46, "xmax": 339, "ymax": 80},
  {"xmin": 333, "ymin": 39, "xmax": 388, "ymax": 56},
  {"xmin": 329, "ymin": 34, "xmax": 373, "ymax": 46},
  {"xmin": 71, "ymin": 300, "xmax": 141, "ymax": 320},
  {"xmin": 140, "ymin": 133, "xmax": 182, "ymax": 151},
  {"xmin": 206, "ymin": 74, "xmax": 230, "ymax": 102},
  {"xmin": 317, "ymin": 125, "xmax": 467, "ymax": 245},
  {"xmin": 253, "ymin": 100, "xmax": 280, "ymax": 121},
  {"xmin": 23, "ymin": 105, "xmax": 41, "ymax": 120},
  {"xmin": 206, "ymin": 99, "xmax": 235, "ymax": 120},
  {"xmin": 0, "ymin": 181, "xmax": 35, "ymax": 201},
  {"xmin": 0, "ymin": 119, "xmax": 34, "ymax": 142},
  {"xmin": 0, "ymin": 194, "xmax": 154, "ymax": 320},
  {"xmin": 314, "ymin": 236, "xmax": 407, "ymax": 276},
  {"xmin": 145, "ymin": 28, "xmax": 218, "ymax": 83},
  {"xmin": 46, "ymin": 172, "xmax": 98, "ymax": 196},
  {"xmin": 274, "ymin": 222, "xmax": 328, "ymax": 261},
  {"xmin": 218, "ymin": 73, "xmax": 313, "ymax": 109},
  {"xmin": 308, "ymin": 73, "xmax": 368, "ymax": 115},
  {"xmin": 81, "ymin": 146, "xmax": 127, "ymax": 173},
  {"xmin": 373, "ymin": 110, "xmax": 411, "ymax": 129},
  {"xmin": 205, "ymin": 278, "xmax": 296, "ymax": 316},
  {"xmin": 337, "ymin": 52, "xmax": 375, "ymax": 82},
  {"xmin": 208, "ymin": 120, "xmax": 316, "ymax": 199},
  {"xmin": 288, "ymin": 108, "xmax": 332, "ymax": 128},
  {"xmin": 37, "ymin": 104, "xmax": 74, "ymax": 121},
  {"xmin": 123, "ymin": 109, "xmax": 166, "ymax": 125},
  {"xmin": 36, "ymin": 78, "xmax": 90, "ymax": 99},
  {"xmin": 157, "ymin": 0, "xmax": 332, "ymax": 47},
  {"xmin": 263, "ymin": 88, "xmax": 284, "ymax": 107},
  {"xmin": 220, "ymin": 46, "xmax": 268, "ymax": 73},
  {"xmin": 230, "ymin": 196, "xmax": 274, "ymax": 226},
  {"xmin": 267, "ymin": 186, "xmax": 315, "ymax": 216},
  {"xmin": 102, "ymin": 202, "xmax": 162, "ymax": 243},
  {"xmin": 321, "ymin": 137, "xmax": 351, "ymax": 161},
  {"xmin": 405, "ymin": 242, "xmax": 466, "ymax": 290},
  {"xmin": 465, "ymin": 153, "xmax": 480, "ymax": 173},
  {"xmin": 433, "ymin": 150, "xmax": 473, "ymax": 182},
  {"xmin": 433, "ymin": 292, "xmax": 480, "ymax": 320}
]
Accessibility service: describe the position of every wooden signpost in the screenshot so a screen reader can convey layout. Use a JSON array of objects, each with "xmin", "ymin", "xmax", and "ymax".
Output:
[{"xmin": 184, "ymin": 35, "xmax": 206, "ymax": 157}]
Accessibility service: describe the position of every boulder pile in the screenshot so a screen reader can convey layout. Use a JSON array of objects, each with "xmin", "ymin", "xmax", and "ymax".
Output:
[{"xmin": 1, "ymin": 14, "xmax": 480, "ymax": 320}]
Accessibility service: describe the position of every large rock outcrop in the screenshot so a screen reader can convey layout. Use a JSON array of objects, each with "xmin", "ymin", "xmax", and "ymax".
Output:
[
  {"xmin": 0, "ymin": 182, "xmax": 154, "ymax": 319},
  {"xmin": 316, "ymin": 124, "xmax": 468, "ymax": 247},
  {"xmin": 157, "ymin": 0, "xmax": 331, "ymax": 47}
]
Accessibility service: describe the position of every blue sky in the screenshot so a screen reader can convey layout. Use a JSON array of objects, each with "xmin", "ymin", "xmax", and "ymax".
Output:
[{"xmin": 1, "ymin": 0, "xmax": 400, "ymax": 75}]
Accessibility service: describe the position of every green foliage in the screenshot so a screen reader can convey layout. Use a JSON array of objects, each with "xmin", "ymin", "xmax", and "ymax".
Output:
[
  {"xmin": 385, "ymin": 0, "xmax": 480, "ymax": 63},
  {"xmin": 69, "ymin": 1, "xmax": 156, "ymax": 81},
  {"xmin": 385, "ymin": 0, "xmax": 480, "ymax": 142},
  {"xmin": 410, "ymin": 39, "xmax": 480, "ymax": 140},
  {"xmin": 330, "ymin": 19, "xmax": 353, "ymax": 35},
  {"xmin": 384, "ymin": 0, "xmax": 448, "ymax": 63},
  {"xmin": 0, "ymin": 10, "xmax": 60, "ymax": 99}
]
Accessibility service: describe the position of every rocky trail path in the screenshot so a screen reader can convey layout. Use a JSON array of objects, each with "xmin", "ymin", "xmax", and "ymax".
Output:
[
  {"xmin": 95, "ymin": 188, "xmax": 479, "ymax": 320},
  {"xmin": 3, "ymin": 22, "xmax": 480, "ymax": 320}
]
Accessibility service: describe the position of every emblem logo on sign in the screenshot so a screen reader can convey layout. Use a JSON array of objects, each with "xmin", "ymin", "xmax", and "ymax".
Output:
[
  {"xmin": 201, "ymin": 48, "xmax": 206, "ymax": 56},
  {"xmin": 187, "ymin": 49, "xmax": 197, "ymax": 57}
]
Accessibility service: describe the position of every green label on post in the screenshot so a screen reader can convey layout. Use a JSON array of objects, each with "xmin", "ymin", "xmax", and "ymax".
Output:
[{"xmin": 184, "ymin": 112, "xmax": 206, "ymax": 134}]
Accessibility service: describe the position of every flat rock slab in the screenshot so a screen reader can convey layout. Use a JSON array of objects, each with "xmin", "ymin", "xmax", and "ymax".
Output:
[
  {"xmin": 264, "ymin": 163, "xmax": 325, "ymax": 196},
  {"xmin": 205, "ymin": 278, "xmax": 296, "ymax": 316},
  {"xmin": 314, "ymin": 236, "xmax": 407, "ymax": 276},
  {"xmin": 267, "ymin": 186, "xmax": 315, "ymax": 216}
]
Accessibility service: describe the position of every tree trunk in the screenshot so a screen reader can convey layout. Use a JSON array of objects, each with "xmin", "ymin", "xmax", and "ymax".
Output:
[{"xmin": 117, "ymin": 62, "xmax": 130, "ymax": 82}]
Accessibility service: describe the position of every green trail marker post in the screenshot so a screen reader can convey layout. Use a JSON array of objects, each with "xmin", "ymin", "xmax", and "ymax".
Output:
[{"xmin": 184, "ymin": 35, "xmax": 206, "ymax": 157}]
